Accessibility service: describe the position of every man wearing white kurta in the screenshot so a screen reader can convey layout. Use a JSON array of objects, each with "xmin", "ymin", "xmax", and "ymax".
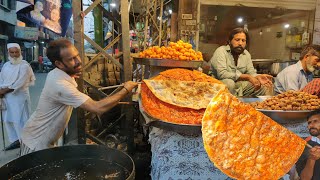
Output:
[{"xmin": 0, "ymin": 43, "xmax": 35, "ymax": 151}]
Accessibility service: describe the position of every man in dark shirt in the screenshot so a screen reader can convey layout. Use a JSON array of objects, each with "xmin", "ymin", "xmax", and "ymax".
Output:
[{"xmin": 296, "ymin": 110, "xmax": 320, "ymax": 180}]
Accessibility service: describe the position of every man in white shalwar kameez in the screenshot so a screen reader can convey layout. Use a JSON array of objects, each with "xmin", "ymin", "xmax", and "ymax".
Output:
[{"xmin": 0, "ymin": 43, "xmax": 35, "ymax": 151}]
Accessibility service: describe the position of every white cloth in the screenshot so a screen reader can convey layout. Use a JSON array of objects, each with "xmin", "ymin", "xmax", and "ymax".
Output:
[
  {"xmin": 7, "ymin": 43, "xmax": 20, "ymax": 49},
  {"xmin": 311, "ymin": 136, "xmax": 320, "ymax": 144},
  {"xmin": 0, "ymin": 60, "xmax": 35, "ymax": 92},
  {"xmin": 0, "ymin": 60, "xmax": 35, "ymax": 142},
  {"xmin": 21, "ymin": 68, "xmax": 90, "ymax": 151},
  {"xmin": 0, "ymin": 60, "xmax": 34, "ymax": 123},
  {"xmin": 5, "ymin": 122, "xmax": 22, "ymax": 143}
]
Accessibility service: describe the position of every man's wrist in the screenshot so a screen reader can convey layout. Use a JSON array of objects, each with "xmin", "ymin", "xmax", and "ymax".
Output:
[{"xmin": 123, "ymin": 86, "xmax": 130, "ymax": 94}]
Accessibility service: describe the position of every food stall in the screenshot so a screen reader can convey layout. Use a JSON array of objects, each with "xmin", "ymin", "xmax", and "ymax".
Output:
[
  {"xmin": 134, "ymin": 38, "xmax": 320, "ymax": 179},
  {"xmin": 1, "ymin": 0, "xmax": 319, "ymax": 179},
  {"xmin": 137, "ymin": 69, "xmax": 319, "ymax": 179}
]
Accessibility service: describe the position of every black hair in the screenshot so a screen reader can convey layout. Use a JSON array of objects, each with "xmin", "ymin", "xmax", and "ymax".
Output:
[
  {"xmin": 299, "ymin": 44, "xmax": 320, "ymax": 60},
  {"xmin": 228, "ymin": 27, "xmax": 250, "ymax": 46},
  {"xmin": 307, "ymin": 109, "xmax": 320, "ymax": 120},
  {"xmin": 46, "ymin": 38, "xmax": 73, "ymax": 65}
]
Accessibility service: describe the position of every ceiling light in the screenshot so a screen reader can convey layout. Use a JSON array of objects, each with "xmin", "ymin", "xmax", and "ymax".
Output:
[
  {"xmin": 284, "ymin": 24, "xmax": 290, "ymax": 29},
  {"xmin": 168, "ymin": 9, "xmax": 172, "ymax": 14},
  {"xmin": 237, "ymin": 17, "xmax": 243, "ymax": 23},
  {"xmin": 110, "ymin": 3, "xmax": 116, "ymax": 7}
]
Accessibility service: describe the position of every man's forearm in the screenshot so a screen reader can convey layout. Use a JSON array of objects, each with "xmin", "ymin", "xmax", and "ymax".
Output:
[
  {"xmin": 300, "ymin": 159, "xmax": 315, "ymax": 180},
  {"xmin": 0, "ymin": 88, "xmax": 14, "ymax": 95},
  {"xmin": 96, "ymin": 88, "xmax": 129, "ymax": 115}
]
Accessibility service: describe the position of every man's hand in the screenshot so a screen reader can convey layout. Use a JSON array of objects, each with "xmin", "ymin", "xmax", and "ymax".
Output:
[
  {"xmin": 0, "ymin": 88, "xmax": 13, "ymax": 96},
  {"xmin": 248, "ymin": 76, "xmax": 261, "ymax": 90},
  {"xmin": 72, "ymin": 72, "xmax": 82, "ymax": 79},
  {"xmin": 256, "ymin": 74, "xmax": 273, "ymax": 88},
  {"xmin": 309, "ymin": 146, "xmax": 320, "ymax": 161},
  {"xmin": 80, "ymin": 12, "xmax": 85, "ymax": 19}
]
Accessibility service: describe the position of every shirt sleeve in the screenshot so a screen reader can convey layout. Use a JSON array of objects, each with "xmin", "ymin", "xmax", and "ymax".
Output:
[
  {"xmin": 56, "ymin": 82, "xmax": 90, "ymax": 108},
  {"xmin": 244, "ymin": 53, "xmax": 257, "ymax": 77},
  {"xmin": 282, "ymin": 71, "xmax": 301, "ymax": 91},
  {"xmin": 211, "ymin": 48, "xmax": 238, "ymax": 81}
]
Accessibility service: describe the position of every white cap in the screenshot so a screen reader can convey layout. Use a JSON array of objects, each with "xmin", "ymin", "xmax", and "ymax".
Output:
[{"xmin": 7, "ymin": 43, "xmax": 21, "ymax": 50}]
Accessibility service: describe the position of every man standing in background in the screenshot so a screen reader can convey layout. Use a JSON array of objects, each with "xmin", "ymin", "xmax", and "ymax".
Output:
[{"xmin": 0, "ymin": 42, "xmax": 35, "ymax": 151}]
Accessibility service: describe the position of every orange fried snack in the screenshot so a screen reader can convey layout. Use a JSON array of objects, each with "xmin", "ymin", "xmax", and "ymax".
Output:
[
  {"xmin": 202, "ymin": 91, "xmax": 306, "ymax": 180},
  {"xmin": 141, "ymin": 68, "xmax": 224, "ymax": 125},
  {"xmin": 139, "ymin": 40, "xmax": 203, "ymax": 61}
]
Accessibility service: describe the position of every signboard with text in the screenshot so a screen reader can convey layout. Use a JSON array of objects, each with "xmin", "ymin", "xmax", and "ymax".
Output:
[{"xmin": 14, "ymin": 26, "xmax": 39, "ymax": 40}]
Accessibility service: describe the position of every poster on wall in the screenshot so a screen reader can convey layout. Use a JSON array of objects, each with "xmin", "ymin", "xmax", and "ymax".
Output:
[{"xmin": 16, "ymin": 0, "xmax": 72, "ymax": 36}]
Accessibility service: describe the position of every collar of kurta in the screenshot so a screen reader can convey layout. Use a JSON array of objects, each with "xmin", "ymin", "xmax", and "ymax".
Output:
[
  {"xmin": 296, "ymin": 60, "xmax": 313, "ymax": 76},
  {"xmin": 54, "ymin": 68, "xmax": 78, "ymax": 87},
  {"xmin": 225, "ymin": 45, "xmax": 247, "ymax": 55}
]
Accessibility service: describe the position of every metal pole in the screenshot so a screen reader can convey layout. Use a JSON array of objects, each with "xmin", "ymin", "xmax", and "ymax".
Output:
[
  {"xmin": 120, "ymin": 0, "xmax": 134, "ymax": 154},
  {"xmin": 73, "ymin": 0, "xmax": 86, "ymax": 144},
  {"xmin": 158, "ymin": 0, "xmax": 164, "ymax": 46},
  {"xmin": 1, "ymin": 98, "xmax": 6, "ymax": 150}
]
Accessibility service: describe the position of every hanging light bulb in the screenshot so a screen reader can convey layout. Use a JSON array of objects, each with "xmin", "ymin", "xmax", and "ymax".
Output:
[
  {"xmin": 237, "ymin": 17, "xmax": 243, "ymax": 23},
  {"xmin": 284, "ymin": 24, "xmax": 290, "ymax": 29},
  {"xmin": 110, "ymin": 0, "xmax": 116, "ymax": 7}
]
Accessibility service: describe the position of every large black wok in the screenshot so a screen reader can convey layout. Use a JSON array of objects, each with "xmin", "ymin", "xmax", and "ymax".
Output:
[{"xmin": 0, "ymin": 145, "xmax": 135, "ymax": 180}]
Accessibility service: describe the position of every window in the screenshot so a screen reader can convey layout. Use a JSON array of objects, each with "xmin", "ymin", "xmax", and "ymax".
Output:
[{"xmin": 0, "ymin": 0, "xmax": 9, "ymax": 9}]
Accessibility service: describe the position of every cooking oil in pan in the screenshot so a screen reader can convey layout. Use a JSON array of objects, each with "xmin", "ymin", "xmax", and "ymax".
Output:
[{"xmin": 10, "ymin": 159, "xmax": 130, "ymax": 180}]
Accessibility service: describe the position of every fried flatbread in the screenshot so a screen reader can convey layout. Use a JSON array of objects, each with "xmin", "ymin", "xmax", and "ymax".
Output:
[
  {"xmin": 202, "ymin": 91, "xmax": 306, "ymax": 179},
  {"xmin": 141, "ymin": 68, "xmax": 225, "ymax": 125},
  {"xmin": 144, "ymin": 79, "xmax": 226, "ymax": 110}
]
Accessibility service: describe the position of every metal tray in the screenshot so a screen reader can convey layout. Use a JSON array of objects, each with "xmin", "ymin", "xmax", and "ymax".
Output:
[
  {"xmin": 256, "ymin": 109, "xmax": 312, "ymax": 124},
  {"xmin": 133, "ymin": 57, "xmax": 203, "ymax": 68},
  {"xmin": 238, "ymin": 97, "xmax": 312, "ymax": 124},
  {"xmin": 138, "ymin": 98, "xmax": 201, "ymax": 136}
]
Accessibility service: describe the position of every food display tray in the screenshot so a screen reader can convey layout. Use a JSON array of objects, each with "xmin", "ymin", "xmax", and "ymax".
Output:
[
  {"xmin": 138, "ymin": 98, "xmax": 201, "ymax": 136},
  {"xmin": 238, "ymin": 97, "xmax": 312, "ymax": 124},
  {"xmin": 133, "ymin": 57, "xmax": 203, "ymax": 69},
  {"xmin": 256, "ymin": 109, "xmax": 311, "ymax": 124}
]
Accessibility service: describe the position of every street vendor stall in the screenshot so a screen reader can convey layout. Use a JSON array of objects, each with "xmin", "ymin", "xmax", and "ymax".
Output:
[{"xmin": 135, "ymin": 40, "xmax": 320, "ymax": 179}]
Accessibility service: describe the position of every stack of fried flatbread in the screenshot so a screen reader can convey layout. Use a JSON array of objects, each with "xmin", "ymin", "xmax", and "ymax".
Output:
[
  {"xmin": 141, "ymin": 68, "xmax": 226, "ymax": 124},
  {"xmin": 144, "ymin": 80, "xmax": 225, "ymax": 110},
  {"xmin": 202, "ymin": 91, "xmax": 306, "ymax": 179}
]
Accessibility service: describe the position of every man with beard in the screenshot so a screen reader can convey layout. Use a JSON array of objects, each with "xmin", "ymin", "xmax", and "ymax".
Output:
[
  {"xmin": 20, "ymin": 39, "xmax": 138, "ymax": 155},
  {"xmin": 274, "ymin": 45, "xmax": 320, "ymax": 94},
  {"xmin": 296, "ymin": 110, "xmax": 320, "ymax": 180},
  {"xmin": 0, "ymin": 43, "xmax": 35, "ymax": 151},
  {"xmin": 210, "ymin": 27, "xmax": 273, "ymax": 96}
]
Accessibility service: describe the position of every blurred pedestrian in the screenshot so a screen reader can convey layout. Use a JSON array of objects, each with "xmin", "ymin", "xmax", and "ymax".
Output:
[
  {"xmin": 0, "ymin": 42, "xmax": 35, "ymax": 151},
  {"xmin": 38, "ymin": 55, "xmax": 43, "ymax": 72}
]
